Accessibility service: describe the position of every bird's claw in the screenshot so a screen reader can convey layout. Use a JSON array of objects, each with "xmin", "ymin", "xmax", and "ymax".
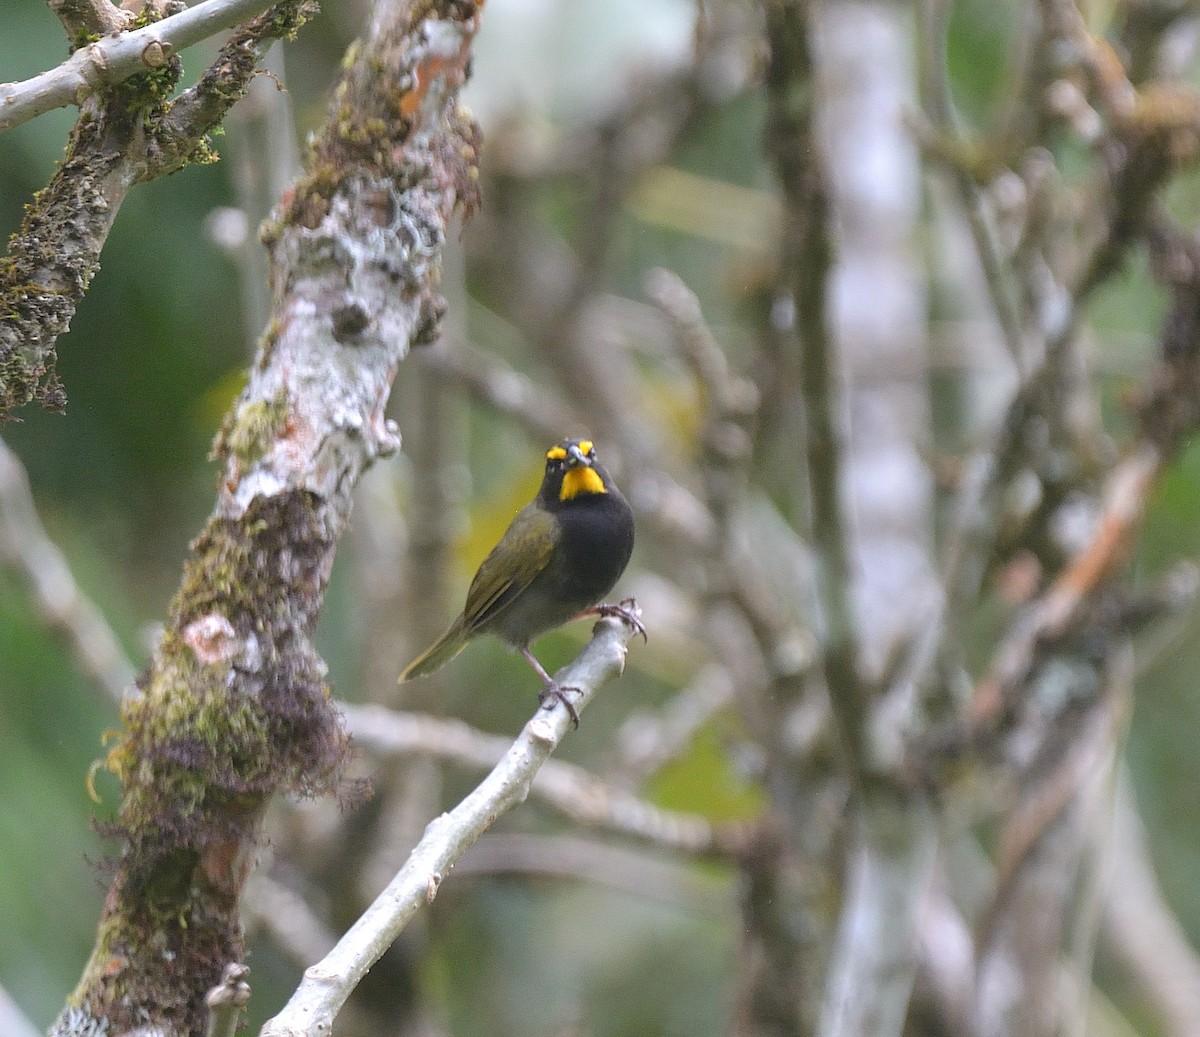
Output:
[
  {"xmin": 591, "ymin": 599, "xmax": 648, "ymax": 643},
  {"xmin": 539, "ymin": 682, "xmax": 581, "ymax": 729}
]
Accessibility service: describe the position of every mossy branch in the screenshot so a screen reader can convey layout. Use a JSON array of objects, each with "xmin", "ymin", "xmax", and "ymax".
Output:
[
  {"xmin": 56, "ymin": 2, "xmax": 482, "ymax": 1035},
  {"xmin": 0, "ymin": 0, "xmax": 317, "ymax": 419}
]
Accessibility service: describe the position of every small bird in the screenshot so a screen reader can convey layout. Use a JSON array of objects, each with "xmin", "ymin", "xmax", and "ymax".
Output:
[{"xmin": 398, "ymin": 438, "xmax": 643, "ymax": 723}]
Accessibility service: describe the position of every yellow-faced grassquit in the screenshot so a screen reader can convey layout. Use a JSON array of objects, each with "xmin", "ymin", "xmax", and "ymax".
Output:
[{"xmin": 399, "ymin": 438, "xmax": 642, "ymax": 722}]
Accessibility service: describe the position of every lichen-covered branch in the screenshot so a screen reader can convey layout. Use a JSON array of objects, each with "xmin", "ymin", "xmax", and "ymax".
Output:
[
  {"xmin": 55, "ymin": 2, "xmax": 482, "ymax": 1035},
  {"xmin": 0, "ymin": 0, "xmax": 318, "ymax": 418},
  {"xmin": 260, "ymin": 611, "xmax": 639, "ymax": 1037}
]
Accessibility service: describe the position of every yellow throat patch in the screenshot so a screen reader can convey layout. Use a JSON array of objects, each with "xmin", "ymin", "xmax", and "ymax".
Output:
[{"xmin": 561, "ymin": 465, "xmax": 606, "ymax": 500}]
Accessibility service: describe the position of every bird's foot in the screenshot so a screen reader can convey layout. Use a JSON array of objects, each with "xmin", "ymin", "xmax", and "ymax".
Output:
[
  {"xmin": 521, "ymin": 646, "xmax": 582, "ymax": 728},
  {"xmin": 578, "ymin": 598, "xmax": 647, "ymax": 642},
  {"xmin": 538, "ymin": 682, "xmax": 581, "ymax": 729}
]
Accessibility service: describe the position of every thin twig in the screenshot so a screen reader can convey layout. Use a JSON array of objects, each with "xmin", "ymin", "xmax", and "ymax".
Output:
[
  {"xmin": 763, "ymin": 0, "xmax": 866, "ymax": 773},
  {"xmin": 1103, "ymin": 768, "xmax": 1200, "ymax": 1037},
  {"xmin": 915, "ymin": 0, "xmax": 1027, "ymax": 372},
  {"xmin": 417, "ymin": 339, "xmax": 581, "ymax": 447},
  {"xmin": 962, "ymin": 443, "xmax": 1159, "ymax": 742},
  {"xmin": 243, "ymin": 873, "xmax": 338, "ymax": 967},
  {"xmin": 453, "ymin": 831, "xmax": 731, "ymax": 913},
  {"xmin": 615, "ymin": 662, "xmax": 736, "ymax": 782}
]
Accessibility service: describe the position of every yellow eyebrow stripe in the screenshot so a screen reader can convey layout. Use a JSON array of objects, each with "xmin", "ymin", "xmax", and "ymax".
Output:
[
  {"xmin": 546, "ymin": 445, "xmax": 568, "ymax": 460},
  {"xmin": 577, "ymin": 439, "xmax": 593, "ymax": 455}
]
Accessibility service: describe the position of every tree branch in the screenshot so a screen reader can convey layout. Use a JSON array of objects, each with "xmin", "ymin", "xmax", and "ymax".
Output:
[
  {"xmin": 205, "ymin": 964, "xmax": 251, "ymax": 1037},
  {"xmin": 260, "ymin": 610, "xmax": 640, "ymax": 1037},
  {"xmin": 763, "ymin": 0, "xmax": 866, "ymax": 774},
  {"xmin": 0, "ymin": 0, "xmax": 280, "ymax": 134},
  {"xmin": 58, "ymin": 1, "xmax": 482, "ymax": 1033},
  {"xmin": 1, "ymin": 0, "xmax": 317, "ymax": 418},
  {"xmin": 1103, "ymin": 770, "xmax": 1200, "ymax": 1037}
]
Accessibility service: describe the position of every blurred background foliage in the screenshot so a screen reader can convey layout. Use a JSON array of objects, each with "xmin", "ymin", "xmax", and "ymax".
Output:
[{"xmin": 5, "ymin": 0, "xmax": 1200, "ymax": 1034}]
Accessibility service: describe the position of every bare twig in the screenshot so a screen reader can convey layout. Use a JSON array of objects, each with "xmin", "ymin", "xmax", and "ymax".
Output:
[
  {"xmin": 615, "ymin": 662, "xmax": 735, "ymax": 782},
  {"xmin": 261, "ymin": 611, "xmax": 640, "ymax": 1037},
  {"xmin": 974, "ymin": 658, "xmax": 1124, "ymax": 1037},
  {"xmin": 915, "ymin": 0, "xmax": 1027, "ymax": 372},
  {"xmin": 205, "ymin": 964, "xmax": 251, "ymax": 1037},
  {"xmin": 243, "ymin": 873, "xmax": 337, "ymax": 968},
  {"xmin": 763, "ymin": 0, "xmax": 865, "ymax": 771},
  {"xmin": 957, "ymin": 443, "xmax": 1159, "ymax": 748},
  {"xmin": 417, "ymin": 339, "xmax": 581, "ymax": 447},
  {"xmin": 1, "ymin": 0, "xmax": 317, "ymax": 417},
  {"xmin": 0, "ymin": 436, "xmax": 136, "ymax": 703},
  {"xmin": 0, "ymin": 0, "xmax": 280, "ymax": 134},
  {"xmin": 454, "ymin": 832, "xmax": 731, "ymax": 913}
]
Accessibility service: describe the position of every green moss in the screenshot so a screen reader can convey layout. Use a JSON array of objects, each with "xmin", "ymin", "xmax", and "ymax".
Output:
[
  {"xmin": 83, "ymin": 491, "xmax": 352, "ymax": 1032},
  {"xmin": 70, "ymin": 29, "xmax": 102, "ymax": 51},
  {"xmin": 211, "ymin": 387, "xmax": 290, "ymax": 467}
]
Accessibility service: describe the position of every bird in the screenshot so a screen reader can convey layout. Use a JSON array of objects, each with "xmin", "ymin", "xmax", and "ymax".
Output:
[{"xmin": 398, "ymin": 437, "xmax": 643, "ymax": 724}]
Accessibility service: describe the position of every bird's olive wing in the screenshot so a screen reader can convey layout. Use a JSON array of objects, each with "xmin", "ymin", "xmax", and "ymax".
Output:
[{"xmin": 461, "ymin": 503, "xmax": 559, "ymax": 634}]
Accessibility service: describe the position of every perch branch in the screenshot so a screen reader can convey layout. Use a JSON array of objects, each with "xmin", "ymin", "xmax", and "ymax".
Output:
[
  {"xmin": 0, "ymin": 985, "xmax": 41, "ymax": 1037},
  {"xmin": 260, "ymin": 611, "xmax": 640, "ymax": 1037}
]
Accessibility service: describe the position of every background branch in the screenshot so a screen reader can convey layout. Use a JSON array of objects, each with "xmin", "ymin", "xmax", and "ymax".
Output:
[
  {"xmin": 0, "ymin": 436, "xmax": 135, "ymax": 703},
  {"xmin": 343, "ymin": 700, "xmax": 728, "ymax": 856}
]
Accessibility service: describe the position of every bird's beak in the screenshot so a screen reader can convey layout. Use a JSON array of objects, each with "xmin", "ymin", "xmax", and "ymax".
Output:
[{"xmin": 566, "ymin": 443, "xmax": 592, "ymax": 467}]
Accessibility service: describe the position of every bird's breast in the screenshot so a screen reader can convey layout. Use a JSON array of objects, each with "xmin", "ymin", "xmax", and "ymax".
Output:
[
  {"xmin": 552, "ymin": 492, "xmax": 635, "ymax": 599},
  {"xmin": 494, "ymin": 492, "xmax": 634, "ymax": 647}
]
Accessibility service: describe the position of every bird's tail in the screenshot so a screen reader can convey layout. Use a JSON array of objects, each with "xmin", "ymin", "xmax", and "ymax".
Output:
[{"xmin": 398, "ymin": 617, "xmax": 470, "ymax": 682}]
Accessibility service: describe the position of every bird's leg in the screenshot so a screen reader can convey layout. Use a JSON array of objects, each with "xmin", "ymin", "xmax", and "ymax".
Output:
[
  {"xmin": 520, "ymin": 646, "xmax": 581, "ymax": 728},
  {"xmin": 572, "ymin": 598, "xmax": 647, "ymax": 642}
]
